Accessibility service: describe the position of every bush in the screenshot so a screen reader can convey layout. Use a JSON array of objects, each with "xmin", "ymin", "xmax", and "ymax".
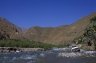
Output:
[{"xmin": 0, "ymin": 39, "xmax": 56, "ymax": 50}]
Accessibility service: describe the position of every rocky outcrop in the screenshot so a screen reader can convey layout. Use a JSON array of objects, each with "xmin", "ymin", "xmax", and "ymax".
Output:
[
  {"xmin": 73, "ymin": 16, "xmax": 96, "ymax": 50},
  {"xmin": 0, "ymin": 17, "xmax": 22, "ymax": 39}
]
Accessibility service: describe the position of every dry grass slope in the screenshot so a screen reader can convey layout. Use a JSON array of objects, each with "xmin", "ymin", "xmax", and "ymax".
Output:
[{"xmin": 25, "ymin": 13, "xmax": 96, "ymax": 45}]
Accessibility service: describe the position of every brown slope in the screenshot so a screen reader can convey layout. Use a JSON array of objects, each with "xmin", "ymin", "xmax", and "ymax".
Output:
[
  {"xmin": 0, "ymin": 17, "xmax": 21, "ymax": 39},
  {"xmin": 25, "ymin": 13, "xmax": 96, "ymax": 45}
]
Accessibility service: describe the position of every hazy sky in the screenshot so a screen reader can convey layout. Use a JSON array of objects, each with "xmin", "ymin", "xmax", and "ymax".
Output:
[{"xmin": 0, "ymin": 0, "xmax": 96, "ymax": 28}]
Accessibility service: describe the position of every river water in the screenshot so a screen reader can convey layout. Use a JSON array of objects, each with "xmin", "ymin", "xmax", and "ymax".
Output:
[{"xmin": 0, "ymin": 51, "xmax": 96, "ymax": 63}]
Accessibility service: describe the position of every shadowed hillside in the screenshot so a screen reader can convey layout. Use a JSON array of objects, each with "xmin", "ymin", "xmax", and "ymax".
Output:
[
  {"xmin": 73, "ymin": 16, "xmax": 96, "ymax": 50},
  {"xmin": 0, "ymin": 17, "xmax": 21, "ymax": 39}
]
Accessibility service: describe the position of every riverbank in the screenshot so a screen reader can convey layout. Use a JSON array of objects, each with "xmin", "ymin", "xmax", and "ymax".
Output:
[{"xmin": 0, "ymin": 47, "xmax": 44, "ymax": 52}]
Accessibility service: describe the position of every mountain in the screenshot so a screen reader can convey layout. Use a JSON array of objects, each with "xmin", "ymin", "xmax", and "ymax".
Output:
[
  {"xmin": 0, "ymin": 13, "xmax": 96, "ymax": 46},
  {"xmin": 73, "ymin": 15, "xmax": 96, "ymax": 50},
  {"xmin": 0, "ymin": 17, "xmax": 21, "ymax": 39},
  {"xmin": 24, "ymin": 13, "xmax": 96, "ymax": 45}
]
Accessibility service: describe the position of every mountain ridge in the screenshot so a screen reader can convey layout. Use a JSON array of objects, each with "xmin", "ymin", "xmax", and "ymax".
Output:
[
  {"xmin": 0, "ymin": 13, "xmax": 96, "ymax": 45},
  {"xmin": 25, "ymin": 13, "xmax": 96, "ymax": 44}
]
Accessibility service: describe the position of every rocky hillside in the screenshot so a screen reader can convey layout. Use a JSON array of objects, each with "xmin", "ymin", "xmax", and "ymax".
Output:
[
  {"xmin": 0, "ymin": 17, "xmax": 21, "ymax": 39},
  {"xmin": 73, "ymin": 16, "xmax": 96, "ymax": 50},
  {"xmin": 24, "ymin": 13, "xmax": 96, "ymax": 45},
  {"xmin": 0, "ymin": 13, "xmax": 96, "ymax": 46}
]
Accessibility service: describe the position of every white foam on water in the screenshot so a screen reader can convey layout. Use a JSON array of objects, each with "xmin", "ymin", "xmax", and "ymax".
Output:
[
  {"xmin": 58, "ymin": 52, "xmax": 82, "ymax": 57},
  {"xmin": 20, "ymin": 55, "xmax": 37, "ymax": 60},
  {"xmin": 39, "ymin": 53, "xmax": 45, "ymax": 57},
  {"xmin": 12, "ymin": 57, "xmax": 17, "ymax": 61},
  {"xmin": 58, "ymin": 51, "xmax": 96, "ymax": 57},
  {"xmin": 27, "ymin": 60, "xmax": 36, "ymax": 63},
  {"xmin": 84, "ymin": 51, "xmax": 96, "ymax": 54}
]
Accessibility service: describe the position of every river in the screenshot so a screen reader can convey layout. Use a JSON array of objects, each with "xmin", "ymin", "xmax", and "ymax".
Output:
[{"xmin": 0, "ymin": 51, "xmax": 96, "ymax": 63}]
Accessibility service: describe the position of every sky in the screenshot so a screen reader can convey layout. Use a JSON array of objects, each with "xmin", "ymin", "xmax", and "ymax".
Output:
[{"xmin": 0, "ymin": 0, "xmax": 96, "ymax": 28}]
